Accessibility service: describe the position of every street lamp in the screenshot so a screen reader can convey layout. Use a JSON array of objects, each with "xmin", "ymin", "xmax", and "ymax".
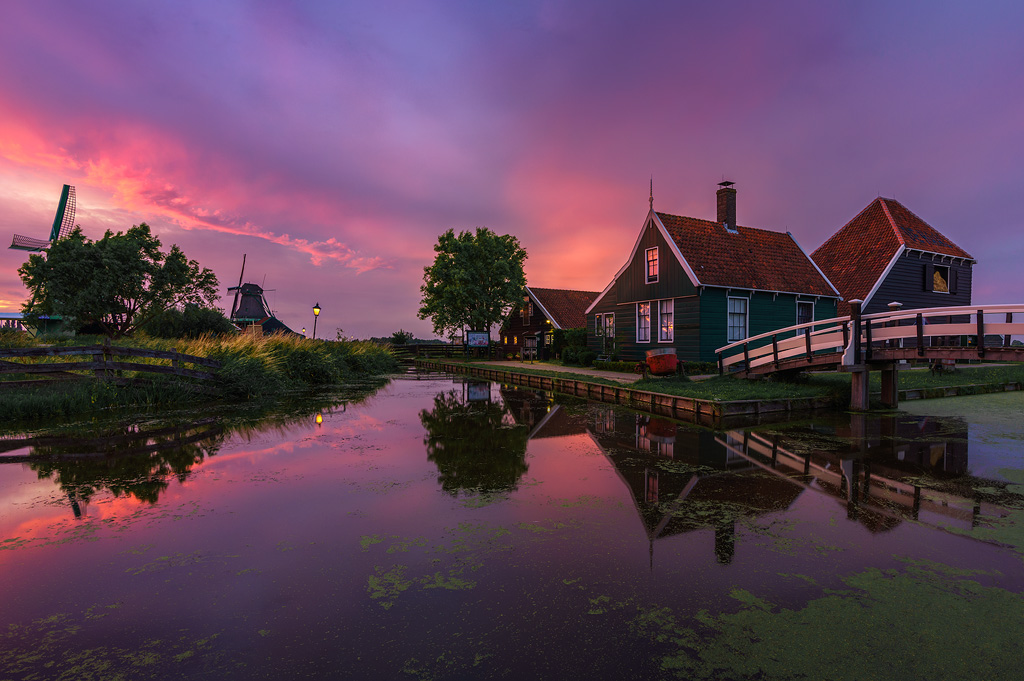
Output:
[{"xmin": 312, "ymin": 302, "xmax": 321, "ymax": 340}]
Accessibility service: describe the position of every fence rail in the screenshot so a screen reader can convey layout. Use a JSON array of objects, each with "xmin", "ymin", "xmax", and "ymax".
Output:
[{"xmin": 0, "ymin": 343, "xmax": 221, "ymax": 390}]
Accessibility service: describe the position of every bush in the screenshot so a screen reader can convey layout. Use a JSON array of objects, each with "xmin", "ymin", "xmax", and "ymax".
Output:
[
  {"xmin": 683, "ymin": 361, "xmax": 719, "ymax": 376},
  {"xmin": 577, "ymin": 350, "xmax": 598, "ymax": 367},
  {"xmin": 593, "ymin": 360, "xmax": 639, "ymax": 373}
]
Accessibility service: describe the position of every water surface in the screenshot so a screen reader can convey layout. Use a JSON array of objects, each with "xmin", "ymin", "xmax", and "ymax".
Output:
[{"xmin": 2, "ymin": 376, "xmax": 1023, "ymax": 679}]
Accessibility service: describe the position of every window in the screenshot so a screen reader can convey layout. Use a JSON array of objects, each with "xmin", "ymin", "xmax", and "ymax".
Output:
[
  {"xmin": 521, "ymin": 301, "xmax": 534, "ymax": 321},
  {"xmin": 658, "ymin": 299, "xmax": 674, "ymax": 342},
  {"xmin": 637, "ymin": 302, "xmax": 651, "ymax": 342},
  {"xmin": 933, "ymin": 265, "xmax": 949, "ymax": 293},
  {"xmin": 595, "ymin": 315, "xmax": 604, "ymax": 336},
  {"xmin": 503, "ymin": 336, "xmax": 508, "ymax": 344},
  {"xmin": 797, "ymin": 301, "xmax": 814, "ymax": 326},
  {"xmin": 727, "ymin": 297, "xmax": 748, "ymax": 343},
  {"xmin": 645, "ymin": 247, "xmax": 659, "ymax": 283},
  {"xmin": 603, "ymin": 313, "xmax": 614, "ymax": 339}
]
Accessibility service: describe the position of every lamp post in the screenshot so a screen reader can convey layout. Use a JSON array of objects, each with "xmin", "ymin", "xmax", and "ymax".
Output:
[{"xmin": 312, "ymin": 302, "xmax": 321, "ymax": 340}]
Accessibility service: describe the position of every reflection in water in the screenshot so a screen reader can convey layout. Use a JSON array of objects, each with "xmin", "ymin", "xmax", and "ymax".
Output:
[
  {"xmin": 420, "ymin": 381, "xmax": 531, "ymax": 496},
  {"xmin": 573, "ymin": 406, "xmax": 1011, "ymax": 564},
  {"xmin": 583, "ymin": 408, "xmax": 799, "ymax": 564},
  {"xmin": 0, "ymin": 386, "xmax": 380, "ymax": 515}
]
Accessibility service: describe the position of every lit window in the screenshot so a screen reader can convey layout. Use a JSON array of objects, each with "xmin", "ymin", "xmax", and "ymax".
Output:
[
  {"xmin": 503, "ymin": 336, "xmax": 508, "ymax": 344},
  {"xmin": 727, "ymin": 297, "xmax": 748, "ymax": 343},
  {"xmin": 646, "ymin": 247, "xmax": 659, "ymax": 283},
  {"xmin": 595, "ymin": 314, "xmax": 604, "ymax": 336},
  {"xmin": 604, "ymin": 313, "xmax": 614, "ymax": 339},
  {"xmin": 637, "ymin": 302, "xmax": 651, "ymax": 342},
  {"xmin": 934, "ymin": 266, "xmax": 949, "ymax": 293},
  {"xmin": 659, "ymin": 300, "xmax": 673, "ymax": 342}
]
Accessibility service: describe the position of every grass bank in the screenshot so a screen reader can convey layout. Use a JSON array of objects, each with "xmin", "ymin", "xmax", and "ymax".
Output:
[{"xmin": 0, "ymin": 331, "xmax": 399, "ymax": 428}]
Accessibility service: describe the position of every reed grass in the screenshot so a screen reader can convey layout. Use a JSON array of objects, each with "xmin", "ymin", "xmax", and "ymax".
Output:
[{"xmin": 0, "ymin": 332, "xmax": 399, "ymax": 427}]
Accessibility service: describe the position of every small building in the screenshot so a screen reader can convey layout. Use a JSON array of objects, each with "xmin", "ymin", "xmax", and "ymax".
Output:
[
  {"xmin": 586, "ymin": 183, "xmax": 840, "ymax": 363},
  {"xmin": 500, "ymin": 286, "xmax": 599, "ymax": 359},
  {"xmin": 812, "ymin": 197, "xmax": 974, "ymax": 315}
]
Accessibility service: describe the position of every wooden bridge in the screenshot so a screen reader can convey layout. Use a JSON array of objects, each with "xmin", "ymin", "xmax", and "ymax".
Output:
[{"xmin": 716, "ymin": 301, "xmax": 1024, "ymax": 409}]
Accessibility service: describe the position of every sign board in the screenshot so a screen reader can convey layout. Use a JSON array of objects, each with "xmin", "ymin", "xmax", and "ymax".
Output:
[{"xmin": 466, "ymin": 331, "xmax": 490, "ymax": 347}]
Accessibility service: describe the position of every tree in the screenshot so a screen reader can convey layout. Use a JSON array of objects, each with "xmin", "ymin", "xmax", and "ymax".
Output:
[
  {"xmin": 417, "ymin": 227, "xmax": 527, "ymax": 340},
  {"xmin": 390, "ymin": 329, "xmax": 414, "ymax": 345},
  {"xmin": 19, "ymin": 224, "xmax": 220, "ymax": 339}
]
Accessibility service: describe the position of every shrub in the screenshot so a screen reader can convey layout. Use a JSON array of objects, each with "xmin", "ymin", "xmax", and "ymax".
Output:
[
  {"xmin": 593, "ymin": 360, "xmax": 639, "ymax": 373},
  {"xmin": 142, "ymin": 304, "xmax": 235, "ymax": 339}
]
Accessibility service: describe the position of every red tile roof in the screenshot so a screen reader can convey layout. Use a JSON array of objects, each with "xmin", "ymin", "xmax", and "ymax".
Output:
[
  {"xmin": 811, "ymin": 198, "xmax": 973, "ymax": 313},
  {"xmin": 529, "ymin": 287, "xmax": 600, "ymax": 329},
  {"xmin": 655, "ymin": 212, "xmax": 837, "ymax": 297}
]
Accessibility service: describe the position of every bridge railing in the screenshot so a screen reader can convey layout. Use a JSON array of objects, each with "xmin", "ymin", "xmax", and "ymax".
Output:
[
  {"xmin": 717, "ymin": 303, "xmax": 1024, "ymax": 374},
  {"xmin": 716, "ymin": 318, "xmax": 851, "ymax": 374}
]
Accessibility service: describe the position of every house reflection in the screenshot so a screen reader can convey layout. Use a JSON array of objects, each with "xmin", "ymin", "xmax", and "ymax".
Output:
[
  {"xmin": 525, "ymin": 401, "xmax": 1008, "ymax": 565},
  {"xmin": 583, "ymin": 406, "xmax": 802, "ymax": 565}
]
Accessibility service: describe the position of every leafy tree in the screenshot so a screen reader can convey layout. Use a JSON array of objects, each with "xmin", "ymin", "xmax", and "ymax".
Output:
[
  {"xmin": 390, "ymin": 329, "xmax": 414, "ymax": 345},
  {"xmin": 19, "ymin": 224, "xmax": 219, "ymax": 339},
  {"xmin": 418, "ymin": 227, "xmax": 527, "ymax": 341},
  {"xmin": 142, "ymin": 303, "xmax": 235, "ymax": 339}
]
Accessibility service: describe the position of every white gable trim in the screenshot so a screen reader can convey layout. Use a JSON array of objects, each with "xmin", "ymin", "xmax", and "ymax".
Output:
[
  {"xmin": 585, "ymin": 209, "xmax": 701, "ymax": 315},
  {"xmin": 862, "ymin": 245, "xmax": 906, "ymax": 309},
  {"xmin": 651, "ymin": 212, "xmax": 701, "ymax": 288},
  {"xmin": 527, "ymin": 287, "xmax": 561, "ymax": 330}
]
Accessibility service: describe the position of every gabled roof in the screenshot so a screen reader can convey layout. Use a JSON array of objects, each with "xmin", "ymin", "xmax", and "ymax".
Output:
[
  {"xmin": 529, "ymin": 287, "xmax": 599, "ymax": 329},
  {"xmin": 655, "ymin": 212, "xmax": 838, "ymax": 297},
  {"xmin": 811, "ymin": 198, "xmax": 973, "ymax": 310}
]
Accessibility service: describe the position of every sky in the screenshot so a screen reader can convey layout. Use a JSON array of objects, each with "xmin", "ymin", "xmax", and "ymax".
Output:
[{"xmin": 1, "ymin": 0, "xmax": 1022, "ymax": 340}]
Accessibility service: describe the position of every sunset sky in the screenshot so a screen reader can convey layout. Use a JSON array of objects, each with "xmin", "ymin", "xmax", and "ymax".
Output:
[{"xmin": 1, "ymin": 1, "xmax": 1022, "ymax": 340}]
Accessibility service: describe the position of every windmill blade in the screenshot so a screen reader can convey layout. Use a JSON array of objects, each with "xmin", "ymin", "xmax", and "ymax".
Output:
[
  {"xmin": 48, "ymin": 185, "xmax": 76, "ymax": 242},
  {"xmin": 9, "ymin": 184, "xmax": 75, "ymax": 251},
  {"xmin": 230, "ymin": 254, "xmax": 246, "ymax": 318}
]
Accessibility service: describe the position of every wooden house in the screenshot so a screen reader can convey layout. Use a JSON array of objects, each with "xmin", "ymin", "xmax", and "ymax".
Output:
[
  {"xmin": 812, "ymin": 198, "xmax": 974, "ymax": 316},
  {"xmin": 500, "ymin": 286, "xmax": 599, "ymax": 359},
  {"xmin": 586, "ymin": 183, "xmax": 840, "ymax": 363}
]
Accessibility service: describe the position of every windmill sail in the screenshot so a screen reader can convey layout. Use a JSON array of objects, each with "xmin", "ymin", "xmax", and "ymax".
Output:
[{"xmin": 10, "ymin": 184, "xmax": 77, "ymax": 252}]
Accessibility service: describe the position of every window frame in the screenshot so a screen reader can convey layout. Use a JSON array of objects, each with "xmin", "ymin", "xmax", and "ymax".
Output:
[
  {"xmin": 658, "ymin": 299, "xmax": 674, "ymax": 342},
  {"xmin": 637, "ymin": 302, "xmax": 651, "ymax": 343},
  {"xmin": 727, "ymin": 296, "xmax": 749, "ymax": 343},
  {"xmin": 933, "ymin": 265, "xmax": 950, "ymax": 294},
  {"xmin": 796, "ymin": 300, "xmax": 814, "ymax": 327},
  {"xmin": 645, "ymin": 247, "xmax": 659, "ymax": 284}
]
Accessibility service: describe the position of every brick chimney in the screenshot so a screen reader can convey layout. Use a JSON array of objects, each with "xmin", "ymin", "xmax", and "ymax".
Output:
[{"xmin": 716, "ymin": 181, "xmax": 736, "ymax": 230}]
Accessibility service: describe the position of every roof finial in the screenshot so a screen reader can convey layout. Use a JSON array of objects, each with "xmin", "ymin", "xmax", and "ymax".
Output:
[{"xmin": 649, "ymin": 177, "xmax": 654, "ymax": 210}]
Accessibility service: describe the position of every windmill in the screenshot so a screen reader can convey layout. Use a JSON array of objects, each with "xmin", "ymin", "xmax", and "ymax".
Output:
[
  {"xmin": 226, "ymin": 255, "xmax": 296, "ymax": 335},
  {"xmin": 9, "ymin": 184, "xmax": 77, "ymax": 251}
]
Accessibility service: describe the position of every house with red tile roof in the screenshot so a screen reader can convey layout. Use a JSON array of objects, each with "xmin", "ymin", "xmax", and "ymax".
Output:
[
  {"xmin": 500, "ymin": 286, "xmax": 599, "ymax": 359},
  {"xmin": 812, "ymin": 198, "xmax": 974, "ymax": 316},
  {"xmin": 586, "ymin": 183, "xmax": 840, "ymax": 363}
]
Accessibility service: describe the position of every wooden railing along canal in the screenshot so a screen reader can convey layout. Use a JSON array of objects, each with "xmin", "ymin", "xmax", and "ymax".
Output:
[{"xmin": 0, "ymin": 342, "xmax": 221, "ymax": 391}]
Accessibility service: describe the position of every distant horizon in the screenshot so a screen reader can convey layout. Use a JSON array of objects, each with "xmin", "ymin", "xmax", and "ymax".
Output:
[{"xmin": 2, "ymin": 1, "xmax": 1022, "ymax": 339}]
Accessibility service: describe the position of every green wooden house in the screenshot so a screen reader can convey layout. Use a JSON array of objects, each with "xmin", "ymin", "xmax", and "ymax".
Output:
[{"xmin": 586, "ymin": 183, "xmax": 840, "ymax": 363}]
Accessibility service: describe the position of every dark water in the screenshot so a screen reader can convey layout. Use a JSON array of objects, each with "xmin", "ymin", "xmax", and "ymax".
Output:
[{"xmin": 2, "ymin": 375, "xmax": 1023, "ymax": 679}]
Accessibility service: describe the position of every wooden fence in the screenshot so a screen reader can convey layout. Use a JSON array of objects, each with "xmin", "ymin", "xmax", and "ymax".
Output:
[{"xmin": 0, "ymin": 342, "xmax": 221, "ymax": 390}]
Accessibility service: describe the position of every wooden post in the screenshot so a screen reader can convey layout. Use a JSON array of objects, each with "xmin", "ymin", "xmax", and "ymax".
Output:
[
  {"xmin": 743, "ymin": 342, "xmax": 750, "ymax": 370},
  {"xmin": 977, "ymin": 309, "xmax": 985, "ymax": 358},
  {"xmin": 850, "ymin": 369, "xmax": 870, "ymax": 411},
  {"xmin": 772, "ymin": 334, "xmax": 779, "ymax": 369},
  {"xmin": 864, "ymin": 319, "xmax": 873, "ymax": 361},
  {"xmin": 804, "ymin": 327, "xmax": 812, "ymax": 362},
  {"xmin": 850, "ymin": 299, "xmax": 863, "ymax": 363},
  {"xmin": 718, "ymin": 354, "xmax": 724, "ymax": 376},
  {"xmin": 916, "ymin": 313, "xmax": 925, "ymax": 356},
  {"xmin": 1006, "ymin": 312, "xmax": 1013, "ymax": 348},
  {"xmin": 880, "ymin": 364, "xmax": 899, "ymax": 409}
]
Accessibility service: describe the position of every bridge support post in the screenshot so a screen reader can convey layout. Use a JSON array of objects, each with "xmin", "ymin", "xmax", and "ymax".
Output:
[
  {"xmin": 850, "ymin": 368, "xmax": 870, "ymax": 411},
  {"xmin": 880, "ymin": 364, "xmax": 899, "ymax": 409}
]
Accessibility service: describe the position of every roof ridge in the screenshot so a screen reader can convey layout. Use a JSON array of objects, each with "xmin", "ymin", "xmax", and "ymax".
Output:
[{"xmin": 877, "ymin": 198, "xmax": 904, "ymax": 246}]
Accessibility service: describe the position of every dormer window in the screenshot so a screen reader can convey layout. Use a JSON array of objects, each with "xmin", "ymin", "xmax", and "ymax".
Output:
[{"xmin": 646, "ymin": 247, "xmax": 659, "ymax": 283}]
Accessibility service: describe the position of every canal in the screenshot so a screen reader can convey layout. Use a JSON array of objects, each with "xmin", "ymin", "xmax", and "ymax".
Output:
[{"xmin": 2, "ymin": 373, "xmax": 1023, "ymax": 679}]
